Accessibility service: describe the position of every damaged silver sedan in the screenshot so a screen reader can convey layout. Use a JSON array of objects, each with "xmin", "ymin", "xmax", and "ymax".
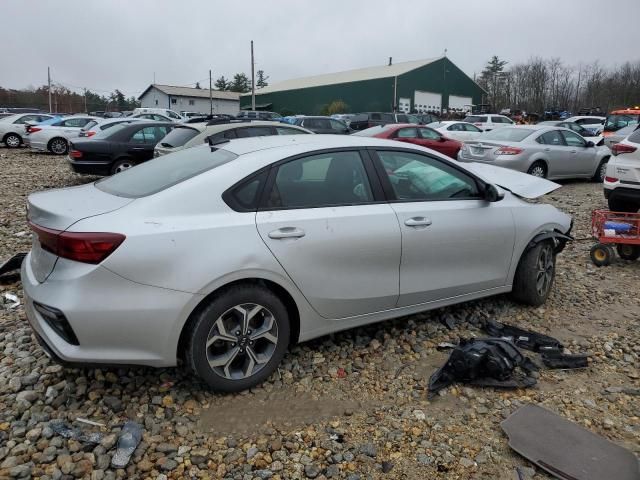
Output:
[{"xmin": 21, "ymin": 135, "xmax": 572, "ymax": 391}]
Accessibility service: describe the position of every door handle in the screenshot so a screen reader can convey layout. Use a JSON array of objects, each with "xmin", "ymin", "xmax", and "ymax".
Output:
[
  {"xmin": 570, "ymin": 150, "xmax": 577, "ymax": 154},
  {"xmin": 544, "ymin": 148, "xmax": 551, "ymax": 152},
  {"xmin": 268, "ymin": 227, "xmax": 306, "ymax": 239},
  {"xmin": 404, "ymin": 217, "xmax": 432, "ymax": 227}
]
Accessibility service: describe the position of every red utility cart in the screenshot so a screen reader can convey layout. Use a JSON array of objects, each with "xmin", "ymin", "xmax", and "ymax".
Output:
[{"xmin": 590, "ymin": 209, "xmax": 640, "ymax": 266}]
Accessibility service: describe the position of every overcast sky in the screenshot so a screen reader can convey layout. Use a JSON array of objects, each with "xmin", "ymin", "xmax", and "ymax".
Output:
[{"xmin": 2, "ymin": 0, "xmax": 638, "ymax": 98}]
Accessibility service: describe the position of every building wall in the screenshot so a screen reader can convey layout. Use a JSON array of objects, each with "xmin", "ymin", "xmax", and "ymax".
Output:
[
  {"xmin": 242, "ymin": 58, "xmax": 485, "ymax": 115},
  {"xmin": 139, "ymin": 87, "xmax": 239, "ymax": 115},
  {"xmin": 241, "ymin": 77, "xmax": 396, "ymax": 115}
]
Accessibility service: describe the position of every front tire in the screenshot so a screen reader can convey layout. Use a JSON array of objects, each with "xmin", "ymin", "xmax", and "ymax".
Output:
[
  {"xmin": 527, "ymin": 161, "xmax": 547, "ymax": 179},
  {"xmin": 511, "ymin": 242, "xmax": 556, "ymax": 306},
  {"xmin": 592, "ymin": 158, "xmax": 608, "ymax": 183},
  {"xmin": 4, "ymin": 133, "xmax": 22, "ymax": 148},
  {"xmin": 186, "ymin": 285, "xmax": 290, "ymax": 392},
  {"xmin": 111, "ymin": 158, "xmax": 137, "ymax": 175},
  {"xmin": 48, "ymin": 137, "xmax": 68, "ymax": 155}
]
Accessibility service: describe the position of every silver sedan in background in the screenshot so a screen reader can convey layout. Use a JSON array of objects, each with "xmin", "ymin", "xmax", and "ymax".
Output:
[{"xmin": 458, "ymin": 125, "xmax": 611, "ymax": 182}]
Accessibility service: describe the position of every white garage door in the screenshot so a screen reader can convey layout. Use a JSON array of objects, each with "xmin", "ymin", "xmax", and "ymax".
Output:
[
  {"xmin": 414, "ymin": 91, "xmax": 442, "ymax": 114},
  {"xmin": 449, "ymin": 95, "xmax": 473, "ymax": 113}
]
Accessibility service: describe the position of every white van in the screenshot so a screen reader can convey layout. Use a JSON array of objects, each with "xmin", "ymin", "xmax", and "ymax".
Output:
[{"xmin": 131, "ymin": 108, "xmax": 184, "ymax": 122}]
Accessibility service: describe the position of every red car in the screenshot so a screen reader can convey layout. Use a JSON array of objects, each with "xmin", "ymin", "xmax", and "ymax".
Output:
[{"xmin": 355, "ymin": 123, "xmax": 462, "ymax": 159}]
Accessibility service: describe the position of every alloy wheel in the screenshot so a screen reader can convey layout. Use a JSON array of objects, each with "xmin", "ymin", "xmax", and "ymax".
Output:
[
  {"xmin": 599, "ymin": 162, "xmax": 607, "ymax": 182},
  {"xmin": 50, "ymin": 139, "xmax": 67, "ymax": 155},
  {"xmin": 535, "ymin": 245, "xmax": 554, "ymax": 296},
  {"xmin": 5, "ymin": 134, "xmax": 20, "ymax": 148},
  {"xmin": 205, "ymin": 303, "xmax": 278, "ymax": 380},
  {"xmin": 530, "ymin": 165, "xmax": 546, "ymax": 178},
  {"xmin": 114, "ymin": 162, "xmax": 134, "ymax": 173}
]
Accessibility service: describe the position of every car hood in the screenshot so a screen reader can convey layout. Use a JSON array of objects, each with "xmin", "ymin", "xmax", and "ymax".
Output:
[{"xmin": 464, "ymin": 162, "xmax": 561, "ymax": 199}]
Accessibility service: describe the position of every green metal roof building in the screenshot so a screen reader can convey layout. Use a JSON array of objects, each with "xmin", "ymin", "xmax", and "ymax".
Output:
[{"xmin": 240, "ymin": 56, "xmax": 486, "ymax": 116}]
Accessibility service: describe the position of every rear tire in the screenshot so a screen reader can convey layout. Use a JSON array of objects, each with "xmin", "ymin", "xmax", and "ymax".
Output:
[
  {"xmin": 616, "ymin": 244, "xmax": 640, "ymax": 261},
  {"xmin": 4, "ymin": 133, "xmax": 22, "ymax": 148},
  {"xmin": 111, "ymin": 158, "xmax": 137, "ymax": 175},
  {"xmin": 511, "ymin": 241, "xmax": 556, "ymax": 306},
  {"xmin": 592, "ymin": 158, "xmax": 609, "ymax": 183},
  {"xmin": 186, "ymin": 285, "xmax": 290, "ymax": 392},
  {"xmin": 527, "ymin": 161, "xmax": 547, "ymax": 179},
  {"xmin": 48, "ymin": 137, "xmax": 68, "ymax": 155},
  {"xmin": 608, "ymin": 197, "xmax": 639, "ymax": 213}
]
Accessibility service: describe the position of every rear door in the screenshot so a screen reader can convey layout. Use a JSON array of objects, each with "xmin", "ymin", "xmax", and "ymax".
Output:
[
  {"xmin": 536, "ymin": 130, "xmax": 571, "ymax": 177},
  {"xmin": 371, "ymin": 149, "xmax": 515, "ymax": 306},
  {"xmin": 256, "ymin": 149, "xmax": 401, "ymax": 319},
  {"xmin": 127, "ymin": 125, "xmax": 171, "ymax": 162}
]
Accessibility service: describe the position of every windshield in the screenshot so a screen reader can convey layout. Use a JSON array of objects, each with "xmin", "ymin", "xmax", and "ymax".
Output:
[
  {"xmin": 605, "ymin": 114, "xmax": 640, "ymax": 131},
  {"xmin": 157, "ymin": 126, "xmax": 200, "ymax": 148},
  {"xmin": 482, "ymin": 128, "xmax": 535, "ymax": 142},
  {"xmin": 93, "ymin": 123, "xmax": 130, "ymax": 139},
  {"xmin": 96, "ymin": 146, "xmax": 238, "ymax": 198}
]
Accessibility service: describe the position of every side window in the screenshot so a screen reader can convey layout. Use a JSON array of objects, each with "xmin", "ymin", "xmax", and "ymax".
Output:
[
  {"xmin": 419, "ymin": 128, "xmax": 441, "ymax": 140},
  {"xmin": 562, "ymin": 130, "xmax": 587, "ymax": 147},
  {"xmin": 537, "ymin": 130, "xmax": 565, "ymax": 146},
  {"xmin": 62, "ymin": 118, "xmax": 89, "ymax": 127},
  {"xmin": 395, "ymin": 128, "xmax": 418, "ymax": 138},
  {"xmin": 130, "ymin": 126, "xmax": 160, "ymax": 144},
  {"xmin": 464, "ymin": 123, "xmax": 481, "ymax": 132},
  {"xmin": 377, "ymin": 151, "xmax": 480, "ymax": 201},
  {"xmin": 370, "ymin": 113, "xmax": 381, "ymax": 120},
  {"xmin": 303, "ymin": 119, "xmax": 320, "ymax": 129},
  {"xmin": 266, "ymin": 151, "xmax": 374, "ymax": 208},
  {"xmin": 247, "ymin": 126, "xmax": 275, "ymax": 137},
  {"xmin": 276, "ymin": 127, "xmax": 305, "ymax": 135},
  {"xmin": 14, "ymin": 115, "xmax": 35, "ymax": 124},
  {"xmin": 381, "ymin": 114, "xmax": 395, "ymax": 123},
  {"xmin": 317, "ymin": 119, "xmax": 332, "ymax": 129},
  {"xmin": 226, "ymin": 171, "xmax": 268, "ymax": 211},
  {"xmin": 223, "ymin": 129, "xmax": 237, "ymax": 139}
]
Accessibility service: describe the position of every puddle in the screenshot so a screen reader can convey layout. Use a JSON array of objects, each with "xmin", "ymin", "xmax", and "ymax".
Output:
[{"xmin": 198, "ymin": 391, "xmax": 362, "ymax": 435}]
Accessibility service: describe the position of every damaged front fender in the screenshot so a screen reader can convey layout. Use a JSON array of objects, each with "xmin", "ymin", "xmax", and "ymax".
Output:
[{"xmin": 527, "ymin": 228, "xmax": 573, "ymax": 254}]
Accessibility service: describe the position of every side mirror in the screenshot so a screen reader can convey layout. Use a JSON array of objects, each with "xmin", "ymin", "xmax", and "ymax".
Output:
[
  {"xmin": 586, "ymin": 141, "xmax": 595, "ymax": 148},
  {"xmin": 485, "ymin": 184, "xmax": 505, "ymax": 202},
  {"xmin": 438, "ymin": 136, "xmax": 446, "ymax": 142}
]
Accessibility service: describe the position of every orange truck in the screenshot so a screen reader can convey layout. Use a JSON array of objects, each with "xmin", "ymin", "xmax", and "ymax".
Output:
[{"xmin": 604, "ymin": 106, "xmax": 640, "ymax": 136}]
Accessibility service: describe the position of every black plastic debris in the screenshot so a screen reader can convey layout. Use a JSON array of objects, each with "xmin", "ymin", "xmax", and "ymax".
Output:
[
  {"xmin": 484, "ymin": 319, "xmax": 563, "ymax": 353},
  {"xmin": 111, "ymin": 421, "xmax": 143, "ymax": 469},
  {"xmin": 541, "ymin": 350, "xmax": 589, "ymax": 369},
  {"xmin": 428, "ymin": 338, "xmax": 538, "ymax": 397},
  {"xmin": 51, "ymin": 421, "xmax": 104, "ymax": 444},
  {"xmin": 0, "ymin": 253, "xmax": 26, "ymax": 277}
]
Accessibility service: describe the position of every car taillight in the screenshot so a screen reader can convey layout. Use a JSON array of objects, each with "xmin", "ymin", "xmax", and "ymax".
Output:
[
  {"xmin": 611, "ymin": 143, "xmax": 637, "ymax": 156},
  {"xmin": 495, "ymin": 146, "xmax": 523, "ymax": 155},
  {"xmin": 29, "ymin": 222, "xmax": 125, "ymax": 264},
  {"xmin": 86, "ymin": 131, "xmax": 96, "ymax": 137},
  {"xmin": 604, "ymin": 176, "xmax": 619, "ymax": 183},
  {"xmin": 29, "ymin": 127, "xmax": 41, "ymax": 134},
  {"xmin": 70, "ymin": 150, "xmax": 83, "ymax": 158}
]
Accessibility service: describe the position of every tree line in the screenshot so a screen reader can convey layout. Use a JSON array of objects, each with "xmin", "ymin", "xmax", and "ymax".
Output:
[
  {"xmin": 0, "ymin": 84, "xmax": 139, "ymax": 113},
  {"xmin": 477, "ymin": 55, "xmax": 640, "ymax": 114},
  {"xmin": 212, "ymin": 70, "xmax": 269, "ymax": 93}
]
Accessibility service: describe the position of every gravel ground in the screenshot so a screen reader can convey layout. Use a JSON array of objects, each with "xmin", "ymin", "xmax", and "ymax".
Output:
[{"xmin": 0, "ymin": 148, "xmax": 638, "ymax": 480}]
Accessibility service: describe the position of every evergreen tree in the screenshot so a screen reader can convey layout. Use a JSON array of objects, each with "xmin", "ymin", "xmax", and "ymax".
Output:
[
  {"xmin": 256, "ymin": 70, "xmax": 269, "ymax": 88},
  {"xmin": 228, "ymin": 73, "xmax": 250, "ymax": 93},
  {"xmin": 214, "ymin": 76, "xmax": 229, "ymax": 91}
]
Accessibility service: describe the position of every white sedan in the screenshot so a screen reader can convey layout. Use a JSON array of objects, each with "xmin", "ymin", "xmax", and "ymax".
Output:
[
  {"xmin": 0, "ymin": 113, "xmax": 55, "ymax": 148},
  {"xmin": 27, "ymin": 116, "xmax": 100, "ymax": 154},
  {"xmin": 428, "ymin": 121, "xmax": 484, "ymax": 141}
]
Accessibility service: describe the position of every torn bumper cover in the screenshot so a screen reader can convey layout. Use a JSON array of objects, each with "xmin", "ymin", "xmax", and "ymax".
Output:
[
  {"xmin": 528, "ymin": 228, "xmax": 573, "ymax": 255},
  {"xmin": 428, "ymin": 338, "xmax": 538, "ymax": 396}
]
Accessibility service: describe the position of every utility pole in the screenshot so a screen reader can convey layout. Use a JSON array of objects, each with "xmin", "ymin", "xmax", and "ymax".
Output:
[
  {"xmin": 83, "ymin": 88, "xmax": 87, "ymax": 113},
  {"xmin": 209, "ymin": 69, "xmax": 213, "ymax": 115},
  {"xmin": 47, "ymin": 67, "xmax": 52, "ymax": 113},
  {"xmin": 251, "ymin": 40, "xmax": 256, "ymax": 110}
]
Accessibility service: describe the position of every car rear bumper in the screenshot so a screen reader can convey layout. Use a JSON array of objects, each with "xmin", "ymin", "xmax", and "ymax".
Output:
[
  {"xmin": 21, "ymin": 252, "xmax": 197, "ymax": 367},
  {"xmin": 604, "ymin": 185, "xmax": 640, "ymax": 202},
  {"xmin": 458, "ymin": 152, "xmax": 529, "ymax": 172},
  {"xmin": 67, "ymin": 158, "xmax": 112, "ymax": 176}
]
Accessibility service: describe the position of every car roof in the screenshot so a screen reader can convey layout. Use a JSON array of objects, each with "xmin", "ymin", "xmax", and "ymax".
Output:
[{"xmin": 197, "ymin": 121, "xmax": 308, "ymax": 134}]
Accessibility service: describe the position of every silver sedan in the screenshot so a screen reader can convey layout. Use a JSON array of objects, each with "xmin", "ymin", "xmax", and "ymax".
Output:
[
  {"xmin": 458, "ymin": 125, "xmax": 611, "ymax": 182},
  {"xmin": 22, "ymin": 135, "xmax": 572, "ymax": 391}
]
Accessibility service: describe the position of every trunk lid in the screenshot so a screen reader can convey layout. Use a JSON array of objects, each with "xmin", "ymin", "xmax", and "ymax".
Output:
[
  {"xmin": 465, "ymin": 162, "xmax": 561, "ymax": 199},
  {"xmin": 462, "ymin": 141, "xmax": 506, "ymax": 160},
  {"xmin": 27, "ymin": 183, "xmax": 134, "ymax": 282}
]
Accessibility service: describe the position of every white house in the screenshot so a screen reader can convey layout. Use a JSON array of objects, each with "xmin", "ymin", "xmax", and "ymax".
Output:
[{"xmin": 138, "ymin": 84, "xmax": 240, "ymax": 115}]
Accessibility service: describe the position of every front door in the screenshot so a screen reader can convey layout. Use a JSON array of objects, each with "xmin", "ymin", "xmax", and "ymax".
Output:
[
  {"xmin": 371, "ymin": 149, "xmax": 515, "ymax": 306},
  {"xmin": 256, "ymin": 149, "xmax": 401, "ymax": 319},
  {"xmin": 560, "ymin": 129, "xmax": 597, "ymax": 176}
]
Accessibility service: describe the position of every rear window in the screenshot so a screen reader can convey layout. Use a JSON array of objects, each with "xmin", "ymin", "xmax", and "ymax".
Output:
[
  {"xmin": 353, "ymin": 125, "xmax": 396, "ymax": 137},
  {"xmin": 628, "ymin": 129, "xmax": 640, "ymax": 144},
  {"xmin": 464, "ymin": 116, "xmax": 487, "ymax": 123},
  {"xmin": 482, "ymin": 128, "xmax": 535, "ymax": 142},
  {"xmin": 95, "ymin": 146, "xmax": 238, "ymax": 198},
  {"xmin": 94, "ymin": 123, "xmax": 129, "ymax": 139},
  {"xmin": 158, "ymin": 126, "xmax": 200, "ymax": 148}
]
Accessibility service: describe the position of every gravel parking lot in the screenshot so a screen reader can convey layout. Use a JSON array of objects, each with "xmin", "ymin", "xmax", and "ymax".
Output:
[{"xmin": 0, "ymin": 148, "xmax": 638, "ymax": 480}]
